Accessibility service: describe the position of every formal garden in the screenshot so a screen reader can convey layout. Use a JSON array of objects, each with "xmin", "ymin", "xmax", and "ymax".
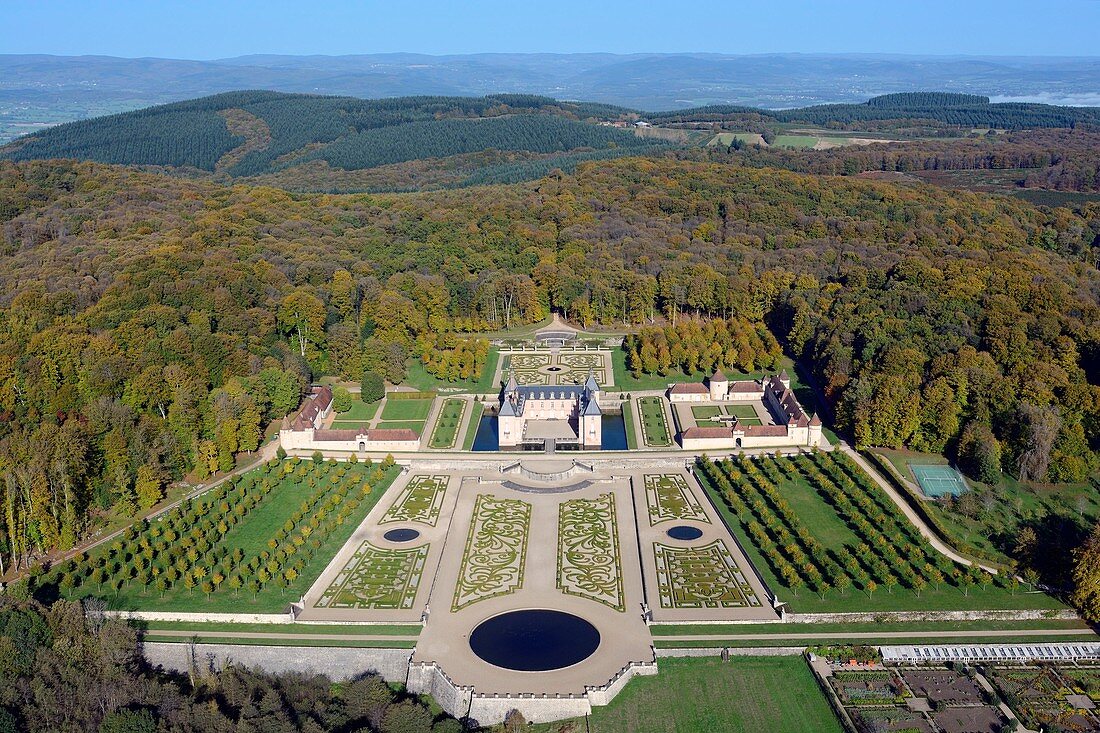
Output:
[
  {"xmin": 428, "ymin": 398, "xmax": 466, "ymax": 449},
  {"xmin": 500, "ymin": 349, "xmax": 611, "ymax": 387},
  {"xmin": 451, "ymin": 494, "xmax": 531, "ymax": 611},
  {"xmin": 315, "ymin": 541, "xmax": 429, "ymax": 610},
  {"xmin": 46, "ymin": 458, "xmax": 399, "ymax": 612},
  {"xmin": 695, "ymin": 451, "xmax": 1066, "ymax": 612},
  {"xmin": 638, "ymin": 396, "xmax": 672, "ymax": 447},
  {"xmin": 653, "ymin": 539, "xmax": 763, "ymax": 609},
  {"xmin": 556, "ymin": 492, "xmax": 625, "ymax": 611},
  {"xmin": 381, "ymin": 474, "xmax": 449, "ymax": 526},
  {"xmin": 643, "ymin": 473, "xmax": 710, "ymax": 525}
]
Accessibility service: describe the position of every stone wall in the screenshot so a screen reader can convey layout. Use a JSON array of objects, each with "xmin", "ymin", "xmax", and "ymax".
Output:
[
  {"xmin": 108, "ymin": 610, "xmax": 293, "ymax": 624},
  {"xmin": 656, "ymin": 647, "xmax": 804, "ymax": 657},
  {"xmin": 143, "ymin": 642, "xmax": 412, "ymax": 682},
  {"xmin": 406, "ymin": 660, "xmax": 658, "ymax": 725},
  {"xmin": 788, "ymin": 608, "xmax": 1080, "ymax": 623}
]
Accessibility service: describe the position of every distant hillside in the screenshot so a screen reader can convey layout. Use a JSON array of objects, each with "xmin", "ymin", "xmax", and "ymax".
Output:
[
  {"xmin": 650, "ymin": 92, "xmax": 1100, "ymax": 129},
  {"xmin": 0, "ymin": 91, "xmax": 655, "ymax": 177}
]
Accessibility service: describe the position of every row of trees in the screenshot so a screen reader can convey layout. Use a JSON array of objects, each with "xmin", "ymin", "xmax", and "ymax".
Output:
[
  {"xmin": 698, "ymin": 452, "xmax": 999, "ymax": 601},
  {"xmin": 707, "ymin": 127, "xmax": 1100, "ymax": 193},
  {"xmin": 48, "ymin": 458, "xmax": 387, "ymax": 603},
  {"xmin": 623, "ymin": 317, "xmax": 783, "ymax": 378}
]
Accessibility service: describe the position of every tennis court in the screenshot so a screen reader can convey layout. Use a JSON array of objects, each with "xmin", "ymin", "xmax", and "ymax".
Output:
[{"xmin": 910, "ymin": 463, "xmax": 969, "ymax": 498}]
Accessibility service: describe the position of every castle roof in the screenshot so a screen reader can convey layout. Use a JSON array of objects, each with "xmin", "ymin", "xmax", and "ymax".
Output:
[
  {"xmin": 669, "ymin": 382, "xmax": 709, "ymax": 395},
  {"xmin": 582, "ymin": 397, "xmax": 602, "ymax": 416},
  {"xmin": 809, "ymin": 413, "xmax": 821, "ymax": 426},
  {"xmin": 313, "ymin": 429, "xmax": 360, "ymax": 441},
  {"xmin": 729, "ymin": 380, "xmax": 762, "ymax": 393},
  {"xmin": 584, "ymin": 372, "xmax": 600, "ymax": 392},
  {"xmin": 741, "ymin": 424, "xmax": 790, "ymax": 437},
  {"xmin": 681, "ymin": 426, "xmax": 737, "ymax": 440},
  {"xmin": 367, "ymin": 428, "xmax": 419, "ymax": 442},
  {"xmin": 291, "ymin": 385, "xmax": 333, "ymax": 431},
  {"xmin": 710, "ymin": 368, "xmax": 727, "ymax": 383},
  {"xmin": 779, "ymin": 369, "xmax": 790, "ymax": 382}
]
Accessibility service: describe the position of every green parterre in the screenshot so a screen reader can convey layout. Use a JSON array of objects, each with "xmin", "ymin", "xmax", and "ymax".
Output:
[
  {"xmin": 47, "ymin": 459, "xmax": 399, "ymax": 612},
  {"xmin": 638, "ymin": 397, "xmax": 672, "ymax": 447},
  {"xmin": 380, "ymin": 474, "xmax": 449, "ymax": 526},
  {"xmin": 557, "ymin": 492, "xmax": 625, "ymax": 611},
  {"xmin": 644, "ymin": 473, "xmax": 711, "ymax": 526},
  {"xmin": 654, "ymin": 540, "xmax": 762, "ymax": 609},
  {"xmin": 428, "ymin": 398, "xmax": 466, "ymax": 449},
  {"xmin": 695, "ymin": 452, "xmax": 1064, "ymax": 613},
  {"xmin": 316, "ymin": 541, "xmax": 428, "ymax": 610},
  {"xmin": 451, "ymin": 494, "xmax": 531, "ymax": 611}
]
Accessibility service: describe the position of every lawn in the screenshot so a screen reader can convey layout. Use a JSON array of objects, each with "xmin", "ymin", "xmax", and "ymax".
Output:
[
  {"xmin": 691, "ymin": 405, "xmax": 722, "ymax": 421},
  {"xmin": 461, "ymin": 402, "xmax": 485, "ymax": 451},
  {"xmin": 621, "ymin": 401, "xmax": 638, "ymax": 450},
  {"xmin": 335, "ymin": 400, "xmax": 381, "ymax": 422},
  {"xmin": 428, "ymin": 398, "xmax": 466, "ymax": 449},
  {"xmin": 380, "ymin": 398, "xmax": 433, "ymax": 421},
  {"xmin": 638, "ymin": 396, "xmax": 672, "ymax": 447},
  {"xmin": 532, "ymin": 656, "xmax": 842, "ymax": 733},
  {"xmin": 611, "ymin": 349, "xmax": 706, "ymax": 391},
  {"xmin": 404, "ymin": 347, "xmax": 501, "ymax": 394},
  {"xmin": 726, "ymin": 404, "xmax": 758, "ymax": 419},
  {"xmin": 52, "ymin": 461, "xmax": 401, "ymax": 613}
]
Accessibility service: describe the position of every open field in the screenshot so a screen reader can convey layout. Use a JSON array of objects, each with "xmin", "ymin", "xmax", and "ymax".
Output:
[
  {"xmin": 47, "ymin": 460, "xmax": 400, "ymax": 612},
  {"xmin": 532, "ymin": 656, "xmax": 842, "ymax": 733},
  {"xmin": 771, "ymin": 134, "xmax": 819, "ymax": 149}
]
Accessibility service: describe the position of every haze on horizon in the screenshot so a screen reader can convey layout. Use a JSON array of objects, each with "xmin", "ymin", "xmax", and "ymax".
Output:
[{"xmin": 3, "ymin": 0, "xmax": 1100, "ymax": 59}]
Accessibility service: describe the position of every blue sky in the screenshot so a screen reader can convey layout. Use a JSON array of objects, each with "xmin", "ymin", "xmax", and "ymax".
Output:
[{"xmin": 3, "ymin": 0, "xmax": 1099, "ymax": 58}]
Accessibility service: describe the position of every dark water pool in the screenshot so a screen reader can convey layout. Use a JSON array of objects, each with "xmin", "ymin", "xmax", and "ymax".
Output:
[
  {"xmin": 666, "ymin": 525, "xmax": 703, "ymax": 541},
  {"xmin": 471, "ymin": 414, "xmax": 499, "ymax": 451},
  {"xmin": 383, "ymin": 528, "xmax": 421, "ymax": 542},
  {"xmin": 469, "ymin": 609, "xmax": 600, "ymax": 671},
  {"xmin": 601, "ymin": 414, "xmax": 627, "ymax": 450}
]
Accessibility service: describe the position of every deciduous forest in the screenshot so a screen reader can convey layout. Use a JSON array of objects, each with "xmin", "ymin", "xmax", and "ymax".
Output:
[{"xmin": 0, "ymin": 145, "xmax": 1097, "ymax": 575}]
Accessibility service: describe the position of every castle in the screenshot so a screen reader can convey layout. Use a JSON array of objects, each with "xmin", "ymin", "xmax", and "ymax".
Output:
[
  {"xmin": 673, "ymin": 370, "xmax": 823, "ymax": 450},
  {"xmin": 498, "ymin": 372, "xmax": 603, "ymax": 450},
  {"xmin": 279, "ymin": 385, "xmax": 421, "ymax": 453}
]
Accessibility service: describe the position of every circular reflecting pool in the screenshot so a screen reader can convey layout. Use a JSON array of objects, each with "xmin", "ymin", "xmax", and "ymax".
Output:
[
  {"xmin": 546, "ymin": 366, "xmax": 564, "ymax": 372},
  {"xmin": 666, "ymin": 525, "xmax": 703, "ymax": 541},
  {"xmin": 383, "ymin": 528, "xmax": 421, "ymax": 543},
  {"xmin": 469, "ymin": 609, "xmax": 600, "ymax": 671}
]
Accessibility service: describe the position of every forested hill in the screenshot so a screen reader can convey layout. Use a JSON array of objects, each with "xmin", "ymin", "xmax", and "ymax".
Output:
[
  {"xmin": 650, "ymin": 92, "xmax": 1100, "ymax": 128},
  {"xmin": 5, "ymin": 90, "xmax": 1099, "ymax": 188},
  {"xmin": 0, "ymin": 91, "xmax": 657, "ymax": 177}
]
